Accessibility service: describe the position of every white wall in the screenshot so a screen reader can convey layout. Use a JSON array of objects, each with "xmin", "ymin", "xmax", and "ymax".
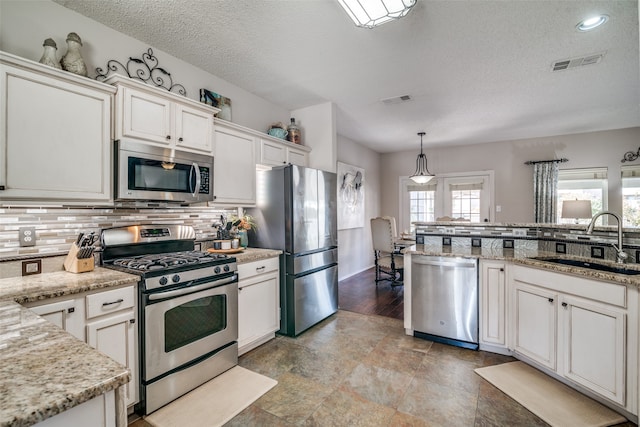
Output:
[
  {"xmin": 0, "ymin": 0, "xmax": 290, "ymax": 132},
  {"xmin": 381, "ymin": 127, "xmax": 640, "ymax": 224},
  {"xmin": 337, "ymin": 135, "xmax": 381, "ymax": 280},
  {"xmin": 291, "ymin": 102, "xmax": 337, "ymax": 173}
]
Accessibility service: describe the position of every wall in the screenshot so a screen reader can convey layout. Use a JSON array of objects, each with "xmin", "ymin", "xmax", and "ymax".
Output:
[
  {"xmin": 337, "ymin": 135, "xmax": 381, "ymax": 280},
  {"xmin": 381, "ymin": 127, "xmax": 640, "ymax": 225},
  {"xmin": 291, "ymin": 102, "xmax": 337, "ymax": 173},
  {"xmin": 0, "ymin": 0, "xmax": 290, "ymax": 132}
]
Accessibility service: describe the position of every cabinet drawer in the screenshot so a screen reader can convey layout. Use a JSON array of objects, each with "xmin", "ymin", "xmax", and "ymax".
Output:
[
  {"xmin": 86, "ymin": 286, "xmax": 135, "ymax": 319},
  {"xmin": 238, "ymin": 257, "xmax": 279, "ymax": 280}
]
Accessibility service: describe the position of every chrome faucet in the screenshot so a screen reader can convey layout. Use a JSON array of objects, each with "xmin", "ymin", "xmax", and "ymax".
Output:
[{"xmin": 586, "ymin": 211, "xmax": 628, "ymax": 264}]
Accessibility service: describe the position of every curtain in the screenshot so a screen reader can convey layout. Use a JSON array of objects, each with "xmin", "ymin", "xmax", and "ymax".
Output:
[{"xmin": 533, "ymin": 162, "xmax": 559, "ymax": 223}]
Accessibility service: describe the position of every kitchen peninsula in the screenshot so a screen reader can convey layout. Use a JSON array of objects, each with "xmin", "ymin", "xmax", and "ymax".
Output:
[{"xmin": 404, "ymin": 221, "xmax": 640, "ymax": 422}]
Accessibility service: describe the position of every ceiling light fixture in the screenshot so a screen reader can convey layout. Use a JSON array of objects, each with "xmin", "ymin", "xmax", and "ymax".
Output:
[
  {"xmin": 576, "ymin": 15, "xmax": 609, "ymax": 31},
  {"xmin": 337, "ymin": 0, "xmax": 416, "ymax": 29},
  {"xmin": 409, "ymin": 132, "xmax": 435, "ymax": 184}
]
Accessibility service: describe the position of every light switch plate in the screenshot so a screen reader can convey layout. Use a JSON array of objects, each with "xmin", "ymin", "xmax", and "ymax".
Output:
[{"xmin": 19, "ymin": 227, "xmax": 36, "ymax": 247}]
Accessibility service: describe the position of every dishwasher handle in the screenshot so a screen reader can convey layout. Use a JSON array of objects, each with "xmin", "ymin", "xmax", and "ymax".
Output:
[{"xmin": 412, "ymin": 256, "xmax": 477, "ymax": 269}]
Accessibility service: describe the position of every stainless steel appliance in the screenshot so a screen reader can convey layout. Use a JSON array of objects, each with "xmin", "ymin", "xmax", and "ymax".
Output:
[
  {"xmin": 114, "ymin": 139, "xmax": 213, "ymax": 204},
  {"xmin": 101, "ymin": 225, "xmax": 238, "ymax": 415},
  {"xmin": 248, "ymin": 165, "xmax": 338, "ymax": 336},
  {"xmin": 411, "ymin": 255, "xmax": 479, "ymax": 350}
]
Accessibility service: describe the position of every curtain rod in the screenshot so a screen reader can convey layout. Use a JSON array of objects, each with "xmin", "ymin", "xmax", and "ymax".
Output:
[{"xmin": 524, "ymin": 158, "xmax": 568, "ymax": 165}]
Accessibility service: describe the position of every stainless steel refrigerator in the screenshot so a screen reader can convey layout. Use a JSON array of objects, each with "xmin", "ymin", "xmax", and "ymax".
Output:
[{"xmin": 247, "ymin": 164, "xmax": 338, "ymax": 336}]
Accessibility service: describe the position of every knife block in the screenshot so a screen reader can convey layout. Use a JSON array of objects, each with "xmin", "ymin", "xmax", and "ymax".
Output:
[{"xmin": 64, "ymin": 243, "xmax": 95, "ymax": 273}]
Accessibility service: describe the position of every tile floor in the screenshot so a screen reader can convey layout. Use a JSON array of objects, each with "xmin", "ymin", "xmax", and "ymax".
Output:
[{"xmin": 128, "ymin": 309, "xmax": 637, "ymax": 426}]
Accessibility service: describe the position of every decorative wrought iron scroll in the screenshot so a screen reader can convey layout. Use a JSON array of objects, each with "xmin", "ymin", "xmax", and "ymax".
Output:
[
  {"xmin": 95, "ymin": 48, "xmax": 187, "ymax": 96},
  {"xmin": 622, "ymin": 148, "xmax": 640, "ymax": 163}
]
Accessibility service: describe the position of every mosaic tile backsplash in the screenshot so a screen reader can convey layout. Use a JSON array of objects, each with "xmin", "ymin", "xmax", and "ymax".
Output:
[{"xmin": 0, "ymin": 206, "xmax": 237, "ymax": 260}]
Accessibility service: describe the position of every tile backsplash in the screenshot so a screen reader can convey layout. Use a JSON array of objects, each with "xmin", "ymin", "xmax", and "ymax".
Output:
[{"xmin": 0, "ymin": 206, "xmax": 237, "ymax": 260}]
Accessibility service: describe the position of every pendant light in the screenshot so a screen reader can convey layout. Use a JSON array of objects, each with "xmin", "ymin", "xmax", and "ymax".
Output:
[
  {"xmin": 409, "ymin": 132, "xmax": 435, "ymax": 184},
  {"xmin": 337, "ymin": 0, "xmax": 416, "ymax": 29}
]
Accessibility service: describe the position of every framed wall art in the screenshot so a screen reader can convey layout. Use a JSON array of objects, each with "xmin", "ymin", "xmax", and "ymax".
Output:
[
  {"xmin": 199, "ymin": 88, "xmax": 232, "ymax": 121},
  {"xmin": 337, "ymin": 161, "xmax": 365, "ymax": 230}
]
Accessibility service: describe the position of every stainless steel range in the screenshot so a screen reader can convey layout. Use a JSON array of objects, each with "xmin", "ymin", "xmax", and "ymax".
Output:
[{"xmin": 101, "ymin": 225, "xmax": 238, "ymax": 415}]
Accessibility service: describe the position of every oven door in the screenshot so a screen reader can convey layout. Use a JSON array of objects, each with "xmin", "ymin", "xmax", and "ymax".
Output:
[
  {"xmin": 143, "ymin": 277, "xmax": 237, "ymax": 381},
  {"xmin": 115, "ymin": 139, "xmax": 213, "ymax": 203}
]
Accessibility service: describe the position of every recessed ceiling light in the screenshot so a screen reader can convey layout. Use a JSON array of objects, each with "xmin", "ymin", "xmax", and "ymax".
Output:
[{"xmin": 576, "ymin": 15, "xmax": 609, "ymax": 32}]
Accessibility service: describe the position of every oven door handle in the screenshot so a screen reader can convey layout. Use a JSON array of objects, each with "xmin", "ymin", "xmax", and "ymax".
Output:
[{"xmin": 147, "ymin": 274, "xmax": 237, "ymax": 301}]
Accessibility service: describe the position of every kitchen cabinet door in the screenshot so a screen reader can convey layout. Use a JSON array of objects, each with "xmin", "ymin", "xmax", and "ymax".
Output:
[
  {"xmin": 258, "ymin": 138, "xmax": 309, "ymax": 167},
  {"xmin": 561, "ymin": 295, "xmax": 626, "ymax": 406},
  {"xmin": 37, "ymin": 390, "xmax": 115, "ymax": 427},
  {"xmin": 479, "ymin": 261, "xmax": 509, "ymax": 354},
  {"xmin": 212, "ymin": 125, "xmax": 256, "ymax": 205},
  {"xmin": 512, "ymin": 281, "xmax": 557, "ymax": 370},
  {"xmin": 26, "ymin": 297, "xmax": 85, "ymax": 341},
  {"xmin": 238, "ymin": 257, "xmax": 280, "ymax": 355},
  {"xmin": 287, "ymin": 146, "xmax": 308, "ymax": 166},
  {"xmin": 0, "ymin": 53, "xmax": 114, "ymax": 202},
  {"xmin": 86, "ymin": 310, "xmax": 137, "ymax": 407},
  {"xmin": 175, "ymin": 104, "xmax": 213, "ymax": 153},
  {"xmin": 121, "ymin": 87, "xmax": 173, "ymax": 145}
]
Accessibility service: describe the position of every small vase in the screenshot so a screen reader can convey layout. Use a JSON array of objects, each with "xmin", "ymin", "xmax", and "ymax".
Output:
[{"xmin": 238, "ymin": 230, "xmax": 249, "ymax": 248}]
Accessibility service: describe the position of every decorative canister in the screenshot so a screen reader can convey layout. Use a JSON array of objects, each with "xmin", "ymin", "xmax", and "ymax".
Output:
[
  {"xmin": 286, "ymin": 118, "xmax": 301, "ymax": 145},
  {"xmin": 238, "ymin": 230, "xmax": 249, "ymax": 248}
]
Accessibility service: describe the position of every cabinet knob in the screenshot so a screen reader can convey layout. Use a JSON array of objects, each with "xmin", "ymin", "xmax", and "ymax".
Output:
[
  {"xmin": 129, "ymin": 319, "xmax": 135, "ymax": 324},
  {"xmin": 178, "ymin": 137, "xmax": 184, "ymax": 142},
  {"xmin": 166, "ymin": 135, "xmax": 171, "ymax": 140},
  {"xmin": 499, "ymin": 268, "xmax": 504, "ymax": 272},
  {"xmin": 0, "ymin": 185, "xmax": 5, "ymax": 191},
  {"xmin": 67, "ymin": 307, "xmax": 75, "ymax": 314},
  {"xmin": 548, "ymin": 298, "xmax": 554, "ymax": 303},
  {"xmin": 562, "ymin": 302, "xmax": 568, "ymax": 308}
]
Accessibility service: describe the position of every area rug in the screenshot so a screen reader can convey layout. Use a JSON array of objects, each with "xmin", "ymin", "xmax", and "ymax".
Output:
[
  {"xmin": 144, "ymin": 366, "xmax": 277, "ymax": 427},
  {"xmin": 475, "ymin": 361, "xmax": 626, "ymax": 427}
]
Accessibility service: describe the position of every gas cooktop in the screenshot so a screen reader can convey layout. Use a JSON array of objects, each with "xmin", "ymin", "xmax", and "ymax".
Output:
[{"xmin": 111, "ymin": 251, "xmax": 230, "ymax": 271}]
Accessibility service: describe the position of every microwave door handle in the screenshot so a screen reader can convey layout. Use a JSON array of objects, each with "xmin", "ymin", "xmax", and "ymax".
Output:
[{"xmin": 190, "ymin": 163, "xmax": 201, "ymax": 197}]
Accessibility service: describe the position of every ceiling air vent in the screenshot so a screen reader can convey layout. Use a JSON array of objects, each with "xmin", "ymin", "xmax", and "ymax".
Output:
[
  {"xmin": 381, "ymin": 95, "xmax": 412, "ymax": 105},
  {"xmin": 551, "ymin": 51, "xmax": 606, "ymax": 72}
]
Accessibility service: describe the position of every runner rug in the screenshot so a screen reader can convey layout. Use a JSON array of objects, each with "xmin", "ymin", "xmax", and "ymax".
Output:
[
  {"xmin": 144, "ymin": 366, "xmax": 277, "ymax": 427},
  {"xmin": 475, "ymin": 361, "xmax": 626, "ymax": 427}
]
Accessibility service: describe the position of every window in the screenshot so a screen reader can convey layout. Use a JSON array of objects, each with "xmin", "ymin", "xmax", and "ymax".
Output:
[
  {"xmin": 556, "ymin": 168, "xmax": 607, "ymax": 224},
  {"xmin": 408, "ymin": 184, "xmax": 436, "ymax": 228},
  {"xmin": 399, "ymin": 172, "xmax": 493, "ymax": 232},
  {"xmin": 622, "ymin": 166, "xmax": 640, "ymax": 227}
]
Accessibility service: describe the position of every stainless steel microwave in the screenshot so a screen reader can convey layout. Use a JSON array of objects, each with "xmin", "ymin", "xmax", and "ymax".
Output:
[{"xmin": 114, "ymin": 139, "xmax": 213, "ymax": 204}]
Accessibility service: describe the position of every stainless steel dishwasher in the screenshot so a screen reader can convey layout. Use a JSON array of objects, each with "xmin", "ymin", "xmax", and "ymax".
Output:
[{"xmin": 411, "ymin": 256, "xmax": 479, "ymax": 350}]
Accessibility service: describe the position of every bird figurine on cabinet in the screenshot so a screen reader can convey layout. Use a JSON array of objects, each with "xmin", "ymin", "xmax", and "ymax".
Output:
[
  {"xmin": 60, "ymin": 32, "xmax": 87, "ymax": 77},
  {"xmin": 38, "ymin": 38, "xmax": 61, "ymax": 69}
]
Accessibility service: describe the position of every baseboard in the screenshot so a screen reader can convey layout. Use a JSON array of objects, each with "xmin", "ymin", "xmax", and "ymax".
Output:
[{"xmin": 338, "ymin": 264, "xmax": 375, "ymax": 281}]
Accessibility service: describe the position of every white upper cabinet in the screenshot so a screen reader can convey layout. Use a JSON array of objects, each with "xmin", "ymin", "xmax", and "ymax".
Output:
[
  {"xmin": 212, "ymin": 121, "xmax": 256, "ymax": 205},
  {"xmin": 258, "ymin": 137, "xmax": 309, "ymax": 167},
  {"xmin": 0, "ymin": 52, "xmax": 115, "ymax": 203},
  {"xmin": 108, "ymin": 75, "xmax": 216, "ymax": 154}
]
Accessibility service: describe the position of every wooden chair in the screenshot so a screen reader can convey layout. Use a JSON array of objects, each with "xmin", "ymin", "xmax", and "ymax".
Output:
[{"xmin": 370, "ymin": 216, "xmax": 404, "ymax": 287}]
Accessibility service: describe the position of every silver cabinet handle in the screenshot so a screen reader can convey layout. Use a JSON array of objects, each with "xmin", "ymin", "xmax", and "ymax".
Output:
[{"xmin": 102, "ymin": 298, "xmax": 124, "ymax": 307}]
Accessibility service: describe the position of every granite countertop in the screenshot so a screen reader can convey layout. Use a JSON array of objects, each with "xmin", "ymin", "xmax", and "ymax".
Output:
[
  {"xmin": 0, "ymin": 268, "xmax": 139, "ymax": 426},
  {"xmin": 407, "ymin": 243, "xmax": 640, "ymax": 287},
  {"xmin": 231, "ymin": 248, "xmax": 282, "ymax": 264}
]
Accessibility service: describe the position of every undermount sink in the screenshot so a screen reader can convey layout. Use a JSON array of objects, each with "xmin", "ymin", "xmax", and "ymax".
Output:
[{"xmin": 531, "ymin": 257, "xmax": 640, "ymax": 276}]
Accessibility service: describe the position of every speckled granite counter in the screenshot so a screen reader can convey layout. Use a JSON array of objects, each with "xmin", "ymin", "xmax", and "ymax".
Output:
[
  {"xmin": 0, "ymin": 267, "xmax": 140, "ymax": 305},
  {"xmin": 232, "ymin": 248, "xmax": 282, "ymax": 264},
  {"xmin": 408, "ymin": 243, "xmax": 640, "ymax": 287},
  {"xmin": 0, "ymin": 268, "xmax": 139, "ymax": 426}
]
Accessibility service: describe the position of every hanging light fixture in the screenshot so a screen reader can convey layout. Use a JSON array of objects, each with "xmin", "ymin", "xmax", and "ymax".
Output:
[
  {"xmin": 409, "ymin": 132, "xmax": 435, "ymax": 184},
  {"xmin": 337, "ymin": 0, "xmax": 417, "ymax": 29}
]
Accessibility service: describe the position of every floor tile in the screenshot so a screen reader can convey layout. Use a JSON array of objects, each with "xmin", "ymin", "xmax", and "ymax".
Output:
[
  {"xmin": 303, "ymin": 386, "xmax": 396, "ymax": 426},
  {"xmin": 342, "ymin": 363, "xmax": 413, "ymax": 408}
]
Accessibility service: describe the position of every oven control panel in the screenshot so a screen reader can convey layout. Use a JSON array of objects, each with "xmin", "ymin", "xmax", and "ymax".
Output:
[{"xmin": 144, "ymin": 263, "xmax": 238, "ymax": 291}]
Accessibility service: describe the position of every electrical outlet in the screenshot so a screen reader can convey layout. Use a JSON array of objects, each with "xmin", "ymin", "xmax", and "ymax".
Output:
[
  {"xmin": 19, "ymin": 227, "xmax": 36, "ymax": 247},
  {"xmin": 22, "ymin": 259, "xmax": 41, "ymax": 276}
]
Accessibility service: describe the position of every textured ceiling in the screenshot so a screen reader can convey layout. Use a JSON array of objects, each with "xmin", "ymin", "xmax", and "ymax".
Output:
[{"xmin": 53, "ymin": 0, "xmax": 639, "ymax": 153}]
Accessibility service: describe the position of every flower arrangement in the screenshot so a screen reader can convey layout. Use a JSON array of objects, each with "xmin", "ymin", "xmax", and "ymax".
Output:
[{"xmin": 228, "ymin": 214, "xmax": 256, "ymax": 233}]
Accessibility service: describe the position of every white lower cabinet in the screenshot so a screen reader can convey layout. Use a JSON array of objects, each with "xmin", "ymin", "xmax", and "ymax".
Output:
[
  {"xmin": 25, "ymin": 285, "xmax": 138, "ymax": 412},
  {"xmin": 36, "ymin": 390, "xmax": 115, "ymax": 427},
  {"xmin": 479, "ymin": 260, "xmax": 509, "ymax": 354},
  {"xmin": 510, "ymin": 265, "xmax": 635, "ymax": 412},
  {"xmin": 237, "ymin": 257, "xmax": 280, "ymax": 355},
  {"xmin": 85, "ymin": 286, "xmax": 138, "ymax": 408},
  {"xmin": 26, "ymin": 297, "xmax": 85, "ymax": 341}
]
